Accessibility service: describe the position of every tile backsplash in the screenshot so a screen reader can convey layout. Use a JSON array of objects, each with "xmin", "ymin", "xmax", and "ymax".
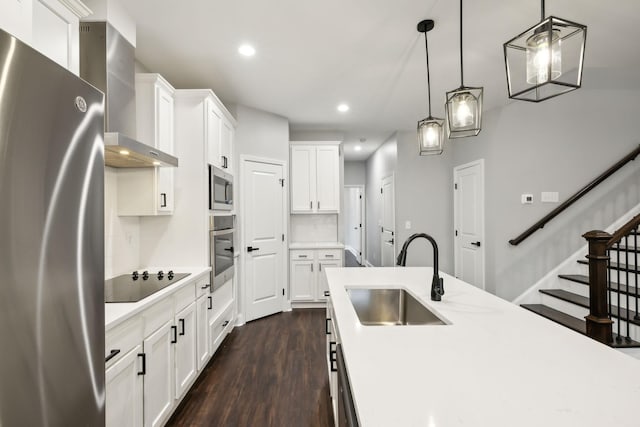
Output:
[
  {"xmin": 104, "ymin": 167, "xmax": 140, "ymax": 278},
  {"xmin": 290, "ymin": 214, "xmax": 338, "ymax": 242}
]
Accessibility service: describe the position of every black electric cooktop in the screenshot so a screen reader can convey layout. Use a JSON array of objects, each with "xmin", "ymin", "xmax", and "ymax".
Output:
[{"xmin": 105, "ymin": 270, "xmax": 191, "ymax": 303}]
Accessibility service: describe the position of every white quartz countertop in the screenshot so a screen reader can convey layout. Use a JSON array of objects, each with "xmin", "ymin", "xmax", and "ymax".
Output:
[
  {"xmin": 326, "ymin": 267, "xmax": 640, "ymax": 427},
  {"xmin": 289, "ymin": 242, "xmax": 344, "ymax": 250},
  {"xmin": 105, "ymin": 267, "xmax": 210, "ymax": 330}
]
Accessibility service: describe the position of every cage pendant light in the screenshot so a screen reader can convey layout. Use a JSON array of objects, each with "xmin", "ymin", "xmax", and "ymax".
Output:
[
  {"xmin": 417, "ymin": 19, "xmax": 444, "ymax": 156},
  {"xmin": 503, "ymin": 0, "xmax": 586, "ymax": 102},
  {"xmin": 445, "ymin": 0, "xmax": 483, "ymax": 138}
]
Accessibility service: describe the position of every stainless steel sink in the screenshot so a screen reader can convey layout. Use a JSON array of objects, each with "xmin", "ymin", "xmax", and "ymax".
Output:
[{"xmin": 347, "ymin": 288, "xmax": 447, "ymax": 326}]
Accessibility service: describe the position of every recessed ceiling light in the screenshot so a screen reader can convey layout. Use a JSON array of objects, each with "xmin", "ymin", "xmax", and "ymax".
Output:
[
  {"xmin": 238, "ymin": 44, "xmax": 256, "ymax": 57},
  {"xmin": 119, "ymin": 150, "xmax": 129, "ymax": 156},
  {"xmin": 354, "ymin": 145, "xmax": 362, "ymax": 151},
  {"xmin": 337, "ymin": 104, "xmax": 349, "ymax": 113}
]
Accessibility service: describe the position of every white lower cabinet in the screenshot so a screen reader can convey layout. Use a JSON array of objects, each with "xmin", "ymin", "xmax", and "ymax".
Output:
[
  {"xmin": 105, "ymin": 345, "xmax": 144, "ymax": 427},
  {"xmin": 143, "ymin": 321, "xmax": 175, "ymax": 427},
  {"xmin": 290, "ymin": 249, "xmax": 343, "ymax": 303},
  {"xmin": 105, "ymin": 272, "xmax": 234, "ymax": 427},
  {"xmin": 174, "ymin": 302, "xmax": 197, "ymax": 399}
]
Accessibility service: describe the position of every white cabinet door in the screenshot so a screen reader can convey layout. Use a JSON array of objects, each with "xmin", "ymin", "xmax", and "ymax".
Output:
[
  {"xmin": 290, "ymin": 260, "xmax": 316, "ymax": 301},
  {"xmin": 317, "ymin": 261, "xmax": 340, "ymax": 301},
  {"xmin": 220, "ymin": 118, "xmax": 233, "ymax": 172},
  {"xmin": 316, "ymin": 146, "xmax": 340, "ymax": 213},
  {"xmin": 32, "ymin": 0, "xmax": 83, "ymax": 74},
  {"xmin": 196, "ymin": 294, "xmax": 211, "ymax": 371},
  {"xmin": 143, "ymin": 321, "xmax": 175, "ymax": 427},
  {"xmin": 290, "ymin": 146, "xmax": 316, "ymax": 213},
  {"xmin": 174, "ymin": 301, "xmax": 197, "ymax": 399},
  {"xmin": 156, "ymin": 84, "xmax": 175, "ymax": 154},
  {"xmin": 206, "ymin": 99, "xmax": 222, "ymax": 168},
  {"xmin": 106, "ymin": 345, "xmax": 144, "ymax": 427}
]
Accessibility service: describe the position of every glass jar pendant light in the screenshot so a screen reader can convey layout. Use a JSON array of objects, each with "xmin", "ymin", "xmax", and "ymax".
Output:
[
  {"xmin": 445, "ymin": 0, "xmax": 483, "ymax": 138},
  {"xmin": 503, "ymin": 0, "xmax": 586, "ymax": 102},
  {"xmin": 417, "ymin": 19, "xmax": 444, "ymax": 156}
]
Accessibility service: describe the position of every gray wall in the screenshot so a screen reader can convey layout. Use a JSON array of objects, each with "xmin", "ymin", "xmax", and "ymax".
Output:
[
  {"xmin": 365, "ymin": 134, "xmax": 397, "ymax": 266},
  {"xmin": 344, "ymin": 161, "xmax": 366, "ymax": 186},
  {"xmin": 233, "ymin": 105, "xmax": 290, "ymax": 162},
  {"xmin": 452, "ymin": 84, "xmax": 640, "ymax": 300},
  {"xmin": 394, "ymin": 132, "xmax": 454, "ymax": 273}
]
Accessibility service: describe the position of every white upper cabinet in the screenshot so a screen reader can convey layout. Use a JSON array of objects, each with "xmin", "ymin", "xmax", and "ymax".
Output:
[
  {"xmin": 206, "ymin": 97, "xmax": 234, "ymax": 173},
  {"xmin": 290, "ymin": 143, "xmax": 340, "ymax": 214},
  {"xmin": 118, "ymin": 74, "xmax": 176, "ymax": 216},
  {"xmin": 0, "ymin": 0, "xmax": 91, "ymax": 75}
]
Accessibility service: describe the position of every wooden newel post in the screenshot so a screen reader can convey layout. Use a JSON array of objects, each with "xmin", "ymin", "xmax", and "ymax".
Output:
[{"xmin": 583, "ymin": 230, "xmax": 613, "ymax": 344}]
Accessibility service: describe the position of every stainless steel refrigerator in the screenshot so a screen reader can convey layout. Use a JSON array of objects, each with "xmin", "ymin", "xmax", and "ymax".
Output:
[{"xmin": 0, "ymin": 29, "xmax": 105, "ymax": 425}]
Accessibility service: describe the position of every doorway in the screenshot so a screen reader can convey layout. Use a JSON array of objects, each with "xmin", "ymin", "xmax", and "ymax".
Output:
[
  {"xmin": 241, "ymin": 157, "xmax": 287, "ymax": 322},
  {"xmin": 380, "ymin": 174, "xmax": 395, "ymax": 267},
  {"xmin": 343, "ymin": 185, "xmax": 365, "ymax": 267},
  {"xmin": 453, "ymin": 159, "xmax": 485, "ymax": 289}
]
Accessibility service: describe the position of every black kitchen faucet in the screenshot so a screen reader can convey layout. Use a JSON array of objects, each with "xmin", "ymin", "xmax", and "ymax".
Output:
[{"xmin": 396, "ymin": 233, "xmax": 444, "ymax": 301}]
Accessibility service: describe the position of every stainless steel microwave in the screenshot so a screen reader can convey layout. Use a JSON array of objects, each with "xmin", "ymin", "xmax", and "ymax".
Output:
[{"xmin": 209, "ymin": 165, "xmax": 233, "ymax": 211}]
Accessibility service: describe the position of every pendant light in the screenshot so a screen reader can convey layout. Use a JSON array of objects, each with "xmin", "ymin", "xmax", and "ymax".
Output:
[
  {"xmin": 503, "ymin": 0, "xmax": 586, "ymax": 102},
  {"xmin": 445, "ymin": 0, "xmax": 483, "ymax": 138},
  {"xmin": 417, "ymin": 19, "xmax": 444, "ymax": 156}
]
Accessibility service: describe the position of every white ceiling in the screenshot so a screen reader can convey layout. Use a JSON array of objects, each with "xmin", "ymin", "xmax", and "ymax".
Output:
[{"xmin": 125, "ymin": 0, "xmax": 640, "ymax": 160}]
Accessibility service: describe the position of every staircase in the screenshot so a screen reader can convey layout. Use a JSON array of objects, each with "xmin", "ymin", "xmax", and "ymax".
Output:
[{"xmin": 521, "ymin": 225, "xmax": 640, "ymax": 348}]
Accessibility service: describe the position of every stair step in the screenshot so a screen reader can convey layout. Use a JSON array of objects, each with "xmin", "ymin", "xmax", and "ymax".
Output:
[
  {"xmin": 557, "ymin": 274, "xmax": 639, "ymax": 296},
  {"xmin": 577, "ymin": 259, "xmax": 640, "ymax": 273},
  {"xmin": 520, "ymin": 304, "xmax": 640, "ymax": 348},
  {"xmin": 540, "ymin": 289, "xmax": 640, "ymax": 327}
]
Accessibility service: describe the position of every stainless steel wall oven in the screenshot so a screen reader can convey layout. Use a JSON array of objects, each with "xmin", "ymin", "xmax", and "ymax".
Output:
[{"xmin": 210, "ymin": 215, "xmax": 235, "ymax": 290}]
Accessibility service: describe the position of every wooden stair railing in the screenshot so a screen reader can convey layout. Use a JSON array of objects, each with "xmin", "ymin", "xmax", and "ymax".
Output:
[
  {"xmin": 510, "ymin": 145, "xmax": 640, "ymax": 246},
  {"xmin": 584, "ymin": 213, "xmax": 640, "ymax": 344}
]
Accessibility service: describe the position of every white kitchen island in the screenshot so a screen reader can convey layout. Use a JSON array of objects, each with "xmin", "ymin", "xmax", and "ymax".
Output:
[{"xmin": 325, "ymin": 267, "xmax": 640, "ymax": 427}]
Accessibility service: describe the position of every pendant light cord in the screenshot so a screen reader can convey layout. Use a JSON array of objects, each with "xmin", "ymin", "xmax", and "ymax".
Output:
[
  {"xmin": 541, "ymin": 0, "xmax": 545, "ymax": 20},
  {"xmin": 459, "ymin": 0, "xmax": 464, "ymax": 86},
  {"xmin": 424, "ymin": 31, "xmax": 432, "ymax": 117}
]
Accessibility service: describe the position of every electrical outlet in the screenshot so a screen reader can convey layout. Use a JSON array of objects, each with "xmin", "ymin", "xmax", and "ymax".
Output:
[
  {"xmin": 521, "ymin": 194, "xmax": 533, "ymax": 204},
  {"xmin": 405, "ymin": 221, "xmax": 411, "ymax": 230}
]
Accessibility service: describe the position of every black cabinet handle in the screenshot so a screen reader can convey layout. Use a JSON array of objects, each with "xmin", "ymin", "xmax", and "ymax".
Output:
[
  {"xmin": 160, "ymin": 192, "xmax": 167, "ymax": 208},
  {"xmin": 137, "ymin": 353, "xmax": 146, "ymax": 376},
  {"xmin": 222, "ymin": 320, "xmax": 230, "ymax": 327},
  {"xmin": 179, "ymin": 319, "xmax": 185, "ymax": 336},
  {"xmin": 171, "ymin": 325, "xmax": 177, "ymax": 343},
  {"xmin": 329, "ymin": 341, "xmax": 337, "ymax": 372},
  {"xmin": 201, "ymin": 283, "xmax": 211, "ymax": 289},
  {"xmin": 326, "ymin": 318, "xmax": 331, "ymax": 335},
  {"xmin": 324, "ymin": 291, "xmax": 330, "ymax": 297},
  {"xmin": 105, "ymin": 349, "xmax": 120, "ymax": 363},
  {"xmin": 471, "ymin": 241, "xmax": 481, "ymax": 247},
  {"xmin": 208, "ymin": 296, "xmax": 213, "ymax": 310},
  {"xmin": 247, "ymin": 246, "xmax": 260, "ymax": 252}
]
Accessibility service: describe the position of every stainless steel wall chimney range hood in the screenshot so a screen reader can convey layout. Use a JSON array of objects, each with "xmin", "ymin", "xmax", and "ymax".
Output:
[{"xmin": 79, "ymin": 22, "xmax": 178, "ymax": 168}]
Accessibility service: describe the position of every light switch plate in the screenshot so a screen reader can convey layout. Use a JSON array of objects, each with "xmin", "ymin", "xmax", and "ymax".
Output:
[
  {"xmin": 405, "ymin": 221, "xmax": 411, "ymax": 230},
  {"xmin": 541, "ymin": 192, "xmax": 559, "ymax": 203},
  {"xmin": 521, "ymin": 194, "xmax": 533, "ymax": 204}
]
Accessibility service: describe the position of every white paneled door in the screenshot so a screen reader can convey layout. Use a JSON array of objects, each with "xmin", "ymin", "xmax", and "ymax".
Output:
[
  {"xmin": 454, "ymin": 159, "xmax": 485, "ymax": 289},
  {"xmin": 344, "ymin": 186, "xmax": 364, "ymax": 264},
  {"xmin": 381, "ymin": 175, "xmax": 395, "ymax": 267},
  {"xmin": 243, "ymin": 159, "xmax": 286, "ymax": 322}
]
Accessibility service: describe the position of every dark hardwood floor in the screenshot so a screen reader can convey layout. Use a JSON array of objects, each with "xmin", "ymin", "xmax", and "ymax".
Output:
[
  {"xmin": 167, "ymin": 309, "xmax": 334, "ymax": 427},
  {"xmin": 344, "ymin": 250, "xmax": 363, "ymax": 268}
]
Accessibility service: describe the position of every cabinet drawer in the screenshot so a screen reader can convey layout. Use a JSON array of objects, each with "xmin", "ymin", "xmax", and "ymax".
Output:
[
  {"xmin": 195, "ymin": 274, "xmax": 212, "ymax": 298},
  {"xmin": 105, "ymin": 316, "xmax": 143, "ymax": 368},
  {"xmin": 174, "ymin": 281, "xmax": 196, "ymax": 313},
  {"xmin": 291, "ymin": 250, "xmax": 315, "ymax": 260},
  {"xmin": 211, "ymin": 278, "xmax": 233, "ymax": 315},
  {"xmin": 142, "ymin": 297, "xmax": 174, "ymax": 337},
  {"xmin": 211, "ymin": 304, "xmax": 234, "ymax": 351},
  {"xmin": 318, "ymin": 249, "xmax": 342, "ymax": 261}
]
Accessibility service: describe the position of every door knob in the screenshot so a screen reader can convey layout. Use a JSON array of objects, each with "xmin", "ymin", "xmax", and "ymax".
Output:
[
  {"xmin": 247, "ymin": 246, "xmax": 260, "ymax": 252},
  {"xmin": 471, "ymin": 241, "xmax": 481, "ymax": 247},
  {"xmin": 386, "ymin": 239, "xmax": 394, "ymax": 244}
]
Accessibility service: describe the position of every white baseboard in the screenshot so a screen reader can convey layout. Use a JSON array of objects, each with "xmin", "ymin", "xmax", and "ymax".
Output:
[
  {"xmin": 364, "ymin": 260, "xmax": 374, "ymax": 268},
  {"xmin": 512, "ymin": 201, "xmax": 640, "ymax": 304},
  {"xmin": 345, "ymin": 246, "xmax": 358, "ymax": 258},
  {"xmin": 291, "ymin": 301, "xmax": 327, "ymax": 309}
]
